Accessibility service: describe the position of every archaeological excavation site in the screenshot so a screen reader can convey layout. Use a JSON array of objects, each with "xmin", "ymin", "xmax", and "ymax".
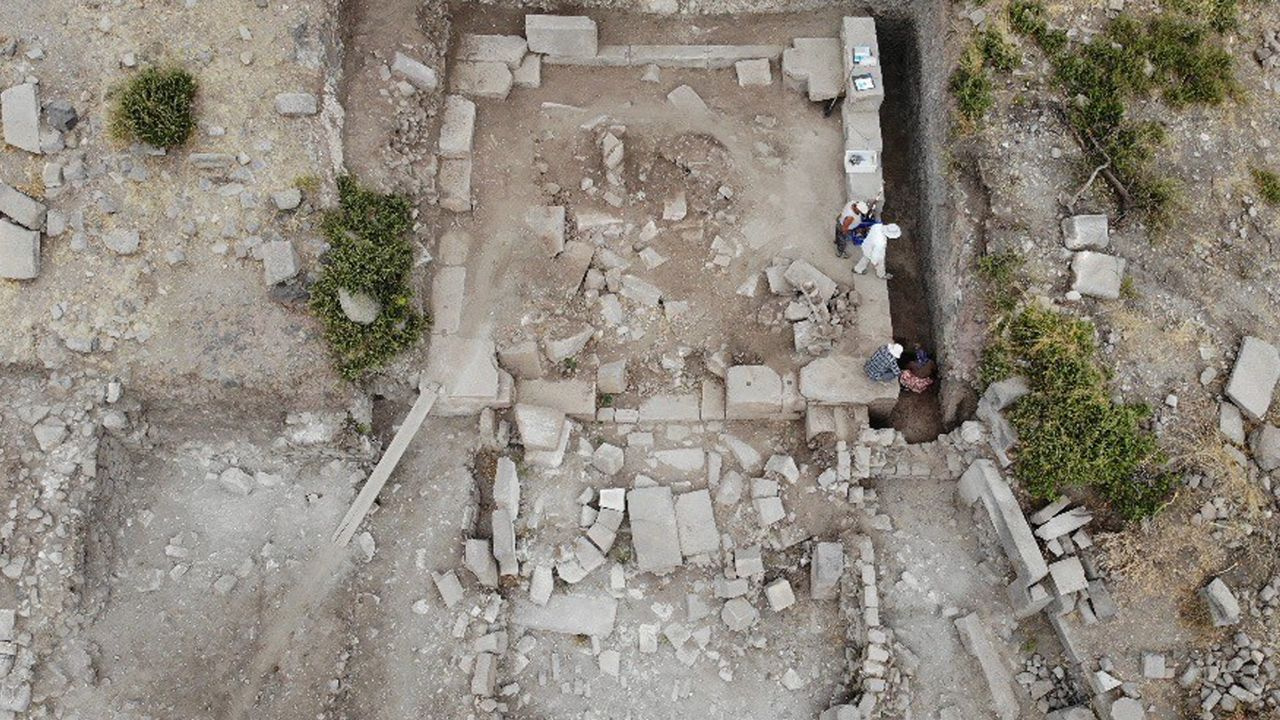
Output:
[{"xmin": 3, "ymin": 0, "xmax": 1280, "ymax": 718}]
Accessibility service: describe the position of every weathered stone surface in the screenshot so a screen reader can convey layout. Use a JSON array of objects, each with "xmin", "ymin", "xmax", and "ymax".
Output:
[
  {"xmin": 103, "ymin": 229, "xmax": 141, "ymax": 255},
  {"xmin": 0, "ymin": 183, "xmax": 47, "ymax": 230},
  {"xmin": 811, "ymin": 541, "xmax": 845, "ymax": 600},
  {"xmin": 735, "ymin": 58, "xmax": 772, "ymax": 86},
  {"xmin": 514, "ymin": 403, "xmax": 566, "ymax": 450},
  {"xmin": 513, "ymin": 594, "xmax": 617, "ymax": 636},
  {"xmin": 492, "ymin": 508, "xmax": 517, "ymax": 576},
  {"xmin": 526, "ymin": 15, "xmax": 599, "ymax": 58},
  {"xmin": 513, "ymin": 53, "xmax": 542, "ymax": 88},
  {"xmin": 1070, "ymin": 251, "xmax": 1126, "ymax": 300},
  {"xmin": 424, "ymin": 335, "xmax": 509, "ymax": 415},
  {"xmin": 1219, "ymin": 401, "xmax": 1245, "ymax": 445},
  {"xmin": 1034, "ymin": 507, "xmax": 1092, "ymax": 541},
  {"xmin": 725, "ymin": 365, "xmax": 782, "ymax": 418},
  {"xmin": 619, "ymin": 274, "xmax": 662, "ymax": 306},
  {"xmin": 1251, "ymin": 424, "xmax": 1280, "ymax": 471},
  {"xmin": 517, "ymin": 378, "xmax": 595, "ymax": 418},
  {"xmin": 1107, "ymin": 698, "xmax": 1144, "ymax": 720},
  {"xmin": 274, "ymin": 92, "xmax": 318, "ymax": 117},
  {"xmin": 628, "ymin": 486, "xmax": 682, "ymax": 574},
  {"xmin": 765, "ymin": 578, "xmax": 795, "ymax": 611},
  {"xmin": 954, "ymin": 613, "xmax": 1022, "ymax": 720},
  {"xmin": 438, "ymin": 95, "xmax": 476, "ymax": 159},
  {"xmin": 431, "ymin": 266, "xmax": 466, "ymax": 334},
  {"xmin": 592, "ymin": 443, "xmax": 625, "ymax": 475},
  {"xmin": 597, "ymin": 359, "xmax": 627, "ymax": 394},
  {"xmin": 471, "ymin": 652, "xmax": 497, "ymax": 696},
  {"xmin": 526, "ymin": 206, "xmax": 566, "ymax": 255},
  {"xmin": 338, "ymin": 288, "xmax": 380, "ymax": 324},
  {"xmin": 464, "ymin": 538, "xmax": 499, "ymax": 588},
  {"xmin": 1047, "ymin": 557, "xmax": 1087, "ymax": 595},
  {"xmin": 638, "ymin": 394, "xmax": 700, "ymax": 422},
  {"xmin": 799, "ymin": 354, "xmax": 900, "ymax": 414},
  {"xmin": 667, "ymin": 84, "xmax": 708, "ymax": 112},
  {"xmin": 499, "ymin": 340, "xmax": 544, "ymax": 379},
  {"xmin": 544, "ymin": 327, "xmax": 593, "ymax": 363},
  {"xmin": 452, "ymin": 61, "xmax": 514, "ymax": 99},
  {"xmin": 529, "ymin": 564, "xmax": 553, "ymax": 605},
  {"xmin": 433, "ymin": 570, "xmax": 464, "ymax": 608},
  {"xmin": 493, "ymin": 457, "xmax": 521, "ymax": 520},
  {"xmin": 0, "ymin": 220, "xmax": 39, "ymax": 280},
  {"xmin": 458, "ymin": 34, "xmax": 528, "ymax": 68},
  {"xmin": 701, "ymin": 378, "xmax": 726, "ymax": 420},
  {"xmin": 439, "ymin": 158, "xmax": 473, "ymax": 213},
  {"xmin": 958, "ymin": 460, "xmax": 1048, "ymax": 585},
  {"xmin": 674, "ymin": 489, "xmax": 720, "ymax": 557},
  {"xmin": 1201, "ymin": 577, "xmax": 1241, "ymax": 627},
  {"xmin": 1, "ymin": 83, "xmax": 40, "ymax": 153},
  {"xmin": 260, "ymin": 240, "xmax": 299, "ymax": 285},
  {"xmin": 721, "ymin": 597, "xmax": 759, "ymax": 631},
  {"xmin": 1226, "ymin": 336, "xmax": 1279, "ymax": 422},
  {"xmin": 392, "ymin": 52, "xmax": 439, "ymax": 91},
  {"xmin": 271, "ymin": 188, "xmax": 302, "ymax": 211},
  {"xmin": 783, "ymin": 259, "xmax": 837, "ymax": 301},
  {"xmin": 781, "ymin": 37, "xmax": 841, "ymax": 101},
  {"xmin": 1061, "ymin": 214, "xmax": 1109, "ymax": 250},
  {"xmin": 653, "ymin": 448, "xmax": 705, "ymax": 474}
]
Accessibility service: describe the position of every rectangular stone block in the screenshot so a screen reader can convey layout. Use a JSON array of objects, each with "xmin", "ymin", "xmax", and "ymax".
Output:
[
  {"xmin": 811, "ymin": 541, "xmax": 845, "ymax": 600},
  {"xmin": 0, "ymin": 220, "xmax": 39, "ymax": 280},
  {"xmin": 526, "ymin": 15, "xmax": 599, "ymax": 58},
  {"xmin": 430, "ymin": 266, "xmax": 466, "ymax": 334},
  {"xmin": 674, "ymin": 489, "xmax": 720, "ymax": 557},
  {"xmin": 392, "ymin": 52, "xmax": 439, "ymax": 91},
  {"xmin": 0, "ymin": 183, "xmax": 47, "ymax": 230},
  {"xmin": 438, "ymin": 158, "xmax": 472, "ymax": 213},
  {"xmin": 544, "ymin": 45, "xmax": 630, "ymax": 67},
  {"xmin": 513, "ymin": 54, "xmax": 542, "ymax": 88},
  {"xmin": 628, "ymin": 486, "xmax": 683, "ymax": 574},
  {"xmin": 1, "ymin": 83, "xmax": 41, "ymax": 153},
  {"xmin": 725, "ymin": 365, "xmax": 782, "ymax": 419},
  {"xmin": 638, "ymin": 394, "xmax": 700, "ymax": 422},
  {"xmin": 1070, "ymin": 251, "xmax": 1126, "ymax": 299},
  {"xmin": 452, "ymin": 61, "xmax": 513, "ymax": 100},
  {"xmin": 954, "ymin": 613, "xmax": 1022, "ymax": 720},
  {"xmin": 525, "ymin": 205, "xmax": 566, "ymax": 256},
  {"xmin": 1061, "ymin": 214, "xmax": 1109, "ymax": 250},
  {"xmin": 457, "ymin": 34, "xmax": 528, "ymax": 68},
  {"xmin": 1226, "ymin": 336, "xmax": 1279, "ymax": 422},
  {"xmin": 513, "ymin": 594, "xmax": 617, "ymax": 636},
  {"xmin": 798, "ymin": 355, "xmax": 900, "ymax": 417},
  {"xmin": 438, "ymin": 95, "xmax": 476, "ymax": 159},
  {"xmin": 701, "ymin": 378, "xmax": 726, "ymax": 420},
  {"xmin": 516, "ymin": 378, "xmax": 596, "ymax": 418}
]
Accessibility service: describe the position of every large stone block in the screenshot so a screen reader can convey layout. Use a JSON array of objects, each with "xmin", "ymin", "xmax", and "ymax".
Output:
[
  {"xmin": 1226, "ymin": 336, "xmax": 1279, "ymax": 422},
  {"xmin": 526, "ymin": 15, "xmax": 599, "ymax": 58},
  {"xmin": 1, "ymin": 83, "xmax": 41, "ymax": 153},
  {"xmin": 735, "ymin": 58, "xmax": 772, "ymax": 86},
  {"xmin": 627, "ymin": 486, "xmax": 683, "ymax": 574},
  {"xmin": 1061, "ymin": 214, "xmax": 1109, "ymax": 250},
  {"xmin": 513, "ymin": 594, "xmax": 617, "ymax": 636},
  {"xmin": 498, "ymin": 339, "xmax": 544, "ymax": 379},
  {"xmin": 0, "ymin": 220, "xmax": 39, "ymax": 280},
  {"xmin": 725, "ymin": 365, "xmax": 782, "ymax": 419},
  {"xmin": 430, "ymin": 266, "xmax": 466, "ymax": 334},
  {"xmin": 439, "ymin": 158, "xmax": 473, "ymax": 213},
  {"xmin": 392, "ymin": 52, "xmax": 439, "ymax": 91},
  {"xmin": 638, "ymin": 394, "xmax": 700, "ymax": 422},
  {"xmin": 811, "ymin": 541, "xmax": 845, "ymax": 600},
  {"xmin": 516, "ymin": 378, "xmax": 596, "ymax": 418},
  {"xmin": 425, "ymin": 335, "xmax": 506, "ymax": 415},
  {"xmin": 953, "ymin": 613, "xmax": 1022, "ymax": 720},
  {"xmin": 438, "ymin": 95, "xmax": 476, "ymax": 159},
  {"xmin": 525, "ymin": 206, "xmax": 566, "ymax": 256},
  {"xmin": 1070, "ymin": 251, "xmax": 1126, "ymax": 300},
  {"xmin": 674, "ymin": 489, "xmax": 720, "ymax": 557},
  {"xmin": 514, "ymin": 403, "xmax": 566, "ymax": 450},
  {"xmin": 959, "ymin": 460, "xmax": 1048, "ymax": 585},
  {"xmin": 0, "ymin": 183, "xmax": 47, "ymax": 230},
  {"xmin": 457, "ymin": 34, "xmax": 528, "ymax": 68},
  {"xmin": 798, "ymin": 355, "xmax": 900, "ymax": 415},
  {"xmin": 782, "ymin": 38, "xmax": 842, "ymax": 102},
  {"xmin": 452, "ymin": 61, "xmax": 513, "ymax": 99}
]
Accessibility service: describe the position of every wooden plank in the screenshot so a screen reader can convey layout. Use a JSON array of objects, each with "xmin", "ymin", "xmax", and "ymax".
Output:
[{"xmin": 331, "ymin": 383, "xmax": 441, "ymax": 546}]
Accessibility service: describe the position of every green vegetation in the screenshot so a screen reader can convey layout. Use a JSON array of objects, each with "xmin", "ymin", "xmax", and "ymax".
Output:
[
  {"xmin": 309, "ymin": 177, "xmax": 425, "ymax": 381},
  {"xmin": 110, "ymin": 67, "xmax": 198, "ymax": 149},
  {"xmin": 981, "ymin": 306, "xmax": 1174, "ymax": 521},
  {"xmin": 1008, "ymin": 1, "xmax": 1237, "ymax": 219},
  {"xmin": 952, "ymin": 27, "xmax": 1021, "ymax": 127},
  {"xmin": 1252, "ymin": 167, "xmax": 1280, "ymax": 206},
  {"xmin": 976, "ymin": 250, "xmax": 1025, "ymax": 313},
  {"xmin": 1160, "ymin": 0, "xmax": 1239, "ymax": 33}
]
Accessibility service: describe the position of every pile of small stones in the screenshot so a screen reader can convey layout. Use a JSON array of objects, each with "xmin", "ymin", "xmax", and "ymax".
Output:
[
  {"xmin": 1181, "ymin": 630, "xmax": 1278, "ymax": 718},
  {"xmin": 1254, "ymin": 30, "xmax": 1280, "ymax": 70},
  {"xmin": 1016, "ymin": 655, "xmax": 1086, "ymax": 713}
]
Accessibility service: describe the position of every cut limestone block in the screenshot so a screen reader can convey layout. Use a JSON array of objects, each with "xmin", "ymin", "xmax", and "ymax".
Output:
[
  {"xmin": 0, "ymin": 183, "xmax": 47, "ymax": 230},
  {"xmin": 458, "ymin": 34, "xmax": 528, "ymax": 68},
  {"xmin": 674, "ymin": 489, "xmax": 720, "ymax": 557},
  {"xmin": 1219, "ymin": 401, "xmax": 1245, "ymax": 445},
  {"xmin": 431, "ymin": 266, "xmax": 466, "ymax": 334},
  {"xmin": 1251, "ymin": 424, "xmax": 1280, "ymax": 472},
  {"xmin": 516, "ymin": 378, "xmax": 596, "ymax": 418},
  {"xmin": 514, "ymin": 403, "xmax": 566, "ymax": 450},
  {"xmin": 274, "ymin": 92, "xmax": 318, "ymax": 117},
  {"xmin": 954, "ymin": 613, "xmax": 1022, "ymax": 720},
  {"xmin": 530, "ymin": 565, "xmax": 553, "ymax": 605},
  {"xmin": 667, "ymin": 84, "xmax": 708, "ymax": 112},
  {"xmin": 513, "ymin": 51, "xmax": 541, "ymax": 89},
  {"xmin": 526, "ymin": 15, "xmax": 599, "ymax": 57},
  {"xmin": 811, "ymin": 541, "xmax": 845, "ymax": 600},
  {"xmin": 765, "ymin": 578, "xmax": 796, "ymax": 611},
  {"xmin": 628, "ymin": 486, "xmax": 683, "ymax": 574},
  {"xmin": 465, "ymin": 538, "xmax": 499, "ymax": 588},
  {"xmin": 525, "ymin": 206, "xmax": 566, "ymax": 256},
  {"xmin": 494, "ymin": 457, "xmax": 521, "ymax": 520},
  {"xmin": 799, "ymin": 355, "xmax": 900, "ymax": 416},
  {"xmin": 1047, "ymin": 557, "xmax": 1087, "ymax": 595},
  {"xmin": 735, "ymin": 58, "xmax": 772, "ymax": 86},
  {"xmin": 438, "ymin": 95, "xmax": 476, "ymax": 159},
  {"xmin": 841, "ymin": 17, "xmax": 886, "ymax": 111},
  {"xmin": 725, "ymin": 365, "xmax": 782, "ymax": 419},
  {"xmin": 439, "ymin": 158, "xmax": 473, "ymax": 213},
  {"xmin": 425, "ymin": 335, "xmax": 509, "ymax": 416},
  {"xmin": 492, "ymin": 508, "xmax": 517, "ymax": 576},
  {"xmin": 525, "ymin": 419, "xmax": 570, "ymax": 469},
  {"xmin": 471, "ymin": 652, "xmax": 497, "ymax": 696},
  {"xmin": 1201, "ymin": 577, "xmax": 1241, "ymax": 627},
  {"xmin": 544, "ymin": 45, "xmax": 631, "ymax": 67},
  {"xmin": 499, "ymin": 340, "xmax": 544, "ymax": 379},
  {"xmin": 544, "ymin": 327, "xmax": 593, "ymax": 363},
  {"xmin": 392, "ymin": 52, "xmax": 439, "ymax": 91},
  {"xmin": 0, "ymin": 220, "xmax": 40, "ymax": 280},
  {"xmin": 721, "ymin": 597, "xmax": 759, "ymax": 632},
  {"xmin": 781, "ymin": 38, "xmax": 841, "ymax": 102},
  {"xmin": 1061, "ymin": 214, "xmax": 1109, "ymax": 250},
  {"xmin": 1226, "ymin": 336, "xmax": 1279, "ymax": 422},
  {"xmin": 957, "ymin": 460, "xmax": 1049, "ymax": 585},
  {"xmin": 597, "ymin": 359, "xmax": 627, "ymax": 394},
  {"xmin": 638, "ymin": 394, "xmax": 700, "ymax": 422},
  {"xmin": 1, "ymin": 83, "xmax": 41, "ymax": 153},
  {"xmin": 1070, "ymin": 251, "xmax": 1126, "ymax": 300},
  {"xmin": 513, "ymin": 594, "xmax": 617, "ymax": 636},
  {"xmin": 452, "ymin": 62, "xmax": 514, "ymax": 99},
  {"xmin": 701, "ymin": 378, "xmax": 726, "ymax": 421}
]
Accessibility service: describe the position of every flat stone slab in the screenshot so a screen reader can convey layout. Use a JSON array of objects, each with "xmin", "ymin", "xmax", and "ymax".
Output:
[
  {"xmin": 667, "ymin": 84, "xmax": 708, "ymax": 112},
  {"xmin": 525, "ymin": 206, "xmax": 566, "ymax": 256},
  {"xmin": 954, "ymin": 613, "xmax": 1023, "ymax": 720},
  {"xmin": 425, "ymin": 335, "xmax": 505, "ymax": 414},
  {"xmin": 1226, "ymin": 336, "xmax": 1279, "ymax": 422},
  {"xmin": 958, "ymin": 460, "xmax": 1048, "ymax": 585},
  {"xmin": 1, "ymin": 83, "xmax": 41, "ymax": 153},
  {"xmin": 628, "ymin": 486, "xmax": 683, "ymax": 574},
  {"xmin": 526, "ymin": 15, "xmax": 599, "ymax": 58},
  {"xmin": 457, "ymin": 34, "xmax": 528, "ymax": 68},
  {"xmin": 513, "ymin": 594, "xmax": 617, "ymax": 637},
  {"xmin": 725, "ymin": 365, "xmax": 783, "ymax": 419},
  {"xmin": 0, "ymin": 220, "xmax": 40, "ymax": 280},
  {"xmin": 431, "ymin": 266, "xmax": 466, "ymax": 334},
  {"xmin": 274, "ymin": 92, "xmax": 318, "ymax": 117},
  {"xmin": 514, "ymin": 403, "xmax": 567, "ymax": 450},
  {"xmin": 0, "ymin": 183, "xmax": 47, "ymax": 230},
  {"xmin": 438, "ymin": 95, "xmax": 476, "ymax": 159},
  {"xmin": 392, "ymin": 52, "xmax": 439, "ymax": 91},
  {"xmin": 735, "ymin": 58, "xmax": 773, "ymax": 86},
  {"xmin": 638, "ymin": 394, "xmax": 700, "ymax": 422},
  {"xmin": 452, "ymin": 61, "xmax": 514, "ymax": 99},
  {"xmin": 1061, "ymin": 214, "xmax": 1109, "ymax": 250},
  {"xmin": 439, "ymin": 158, "xmax": 473, "ymax": 213},
  {"xmin": 516, "ymin": 378, "xmax": 596, "ymax": 418},
  {"xmin": 674, "ymin": 490, "xmax": 720, "ymax": 557},
  {"xmin": 798, "ymin": 355, "xmax": 900, "ymax": 414},
  {"xmin": 782, "ymin": 38, "xmax": 842, "ymax": 102},
  {"xmin": 1070, "ymin": 251, "xmax": 1126, "ymax": 300}
]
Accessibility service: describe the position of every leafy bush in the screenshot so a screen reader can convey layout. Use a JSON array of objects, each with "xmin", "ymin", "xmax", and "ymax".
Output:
[
  {"xmin": 1252, "ymin": 167, "xmax": 1280, "ymax": 205},
  {"xmin": 979, "ymin": 27, "xmax": 1021, "ymax": 74},
  {"xmin": 1009, "ymin": 1, "xmax": 1236, "ymax": 220},
  {"xmin": 309, "ymin": 177, "xmax": 426, "ymax": 380},
  {"xmin": 951, "ymin": 50, "xmax": 994, "ymax": 126},
  {"xmin": 110, "ymin": 67, "xmax": 198, "ymax": 149},
  {"xmin": 982, "ymin": 306, "xmax": 1171, "ymax": 521}
]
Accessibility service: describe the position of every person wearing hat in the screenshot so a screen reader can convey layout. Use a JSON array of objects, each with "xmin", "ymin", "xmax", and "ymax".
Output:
[
  {"xmin": 865, "ymin": 342, "xmax": 903, "ymax": 382},
  {"xmin": 834, "ymin": 199, "xmax": 877, "ymax": 258},
  {"xmin": 854, "ymin": 221, "xmax": 901, "ymax": 279}
]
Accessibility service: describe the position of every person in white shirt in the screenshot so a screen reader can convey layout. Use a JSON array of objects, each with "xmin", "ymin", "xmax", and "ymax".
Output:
[{"xmin": 853, "ymin": 221, "xmax": 901, "ymax": 279}]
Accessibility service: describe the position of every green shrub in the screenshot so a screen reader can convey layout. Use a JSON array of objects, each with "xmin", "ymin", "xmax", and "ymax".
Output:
[
  {"xmin": 1252, "ymin": 167, "xmax": 1280, "ymax": 205},
  {"xmin": 110, "ymin": 67, "xmax": 198, "ymax": 149},
  {"xmin": 951, "ymin": 51, "xmax": 994, "ymax": 125},
  {"xmin": 983, "ymin": 306, "xmax": 1171, "ymax": 521},
  {"xmin": 976, "ymin": 250, "xmax": 1024, "ymax": 313},
  {"xmin": 979, "ymin": 27, "xmax": 1021, "ymax": 74},
  {"xmin": 309, "ymin": 177, "xmax": 425, "ymax": 380},
  {"xmin": 1009, "ymin": 1, "xmax": 1236, "ymax": 220},
  {"xmin": 1160, "ymin": 0, "xmax": 1239, "ymax": 33}
]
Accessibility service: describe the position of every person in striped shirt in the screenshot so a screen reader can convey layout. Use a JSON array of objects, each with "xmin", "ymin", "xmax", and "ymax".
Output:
[{"xmin": 864, "ymin": 342, "xmax": 903, "ymax": 382}]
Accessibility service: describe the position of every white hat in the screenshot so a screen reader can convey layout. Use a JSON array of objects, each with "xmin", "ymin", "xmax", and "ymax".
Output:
[
  {"xmin": 854, "ymin": 201, "xmax": 870, "ymax": 215},
  {"xmin": 883, "ymin": 223, "xmax": 902, "ymax": 239},
  {"xmin": 888, "ymin": 343, "xmax": 903, "ymax": 358}
]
